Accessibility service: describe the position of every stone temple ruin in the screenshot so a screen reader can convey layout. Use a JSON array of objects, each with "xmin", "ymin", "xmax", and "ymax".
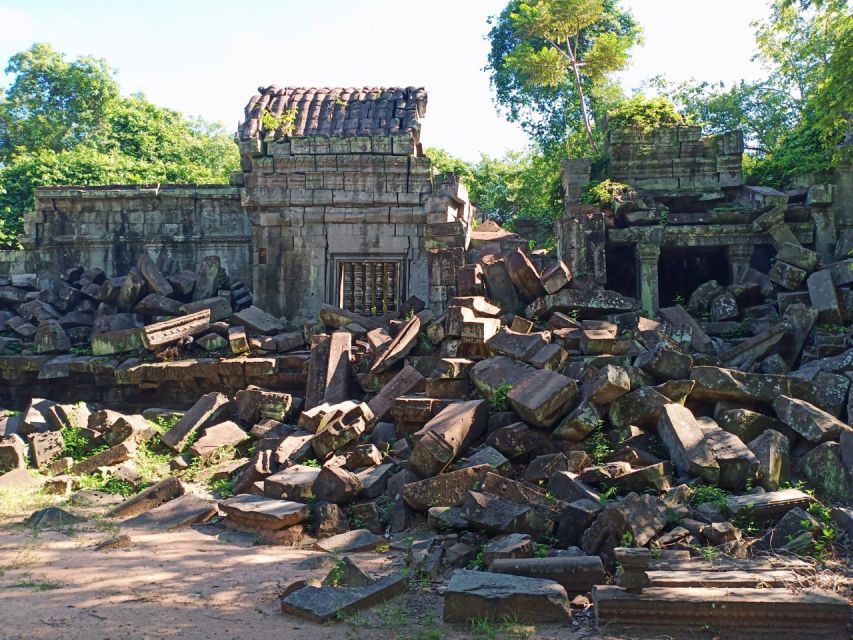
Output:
[
  {"xmin": 0, "ymin": 85, "xmax": 851, "ymax": 636},
  {"xmin": 5, "ymin": 86, "xmax": 475, "ymax": 325}
]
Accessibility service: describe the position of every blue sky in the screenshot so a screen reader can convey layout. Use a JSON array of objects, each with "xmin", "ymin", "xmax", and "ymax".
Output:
[{"xmin": 0, "ymin": 0, "xmax": 770, "ymax": 161}]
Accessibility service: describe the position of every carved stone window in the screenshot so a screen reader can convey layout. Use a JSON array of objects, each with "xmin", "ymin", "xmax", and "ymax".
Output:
[{"xmin": 336, "ymin": 258, "xmax": 403, "ymax": 316}]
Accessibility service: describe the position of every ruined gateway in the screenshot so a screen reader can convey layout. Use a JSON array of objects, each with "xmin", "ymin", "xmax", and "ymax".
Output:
[
  {"xmin": 3, "ymin": 85, "xmax": 851, "ymax": 324},
  {"xmin": 0, "ymin": 86, "xmax": 851, "ymax": 637}
]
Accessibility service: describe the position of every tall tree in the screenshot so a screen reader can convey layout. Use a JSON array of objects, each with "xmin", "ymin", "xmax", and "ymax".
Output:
[
  {"xmin": 486, "ymin": 0, "xmax": 640, "ymax": 153},
  {"xmin": 0, "ymin": 43, "xmax": 119, "ymax": 159},
  {"xmin": 753, "ymin": 0, "xmax": 851, "ymax": 155}
]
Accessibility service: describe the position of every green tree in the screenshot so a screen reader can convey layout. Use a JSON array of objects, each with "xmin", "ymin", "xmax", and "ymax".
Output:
[
  {"xmin": 0, "ymin": 43, "xmax": 118, "ymax": 159},
  {"xmin": 0, "ymin": 43, "xmax": 239, "ymax": 247},
  {"xmin": 649, "ymin": 0, "xmax": 851, "ymax": 187},
  {"xmin": 486, "ymin": 0, "xmax": 641, "ymax": 153},
  {"xmin": 425, "ymin": 146, "xmax": 563, "ymax": 236}
]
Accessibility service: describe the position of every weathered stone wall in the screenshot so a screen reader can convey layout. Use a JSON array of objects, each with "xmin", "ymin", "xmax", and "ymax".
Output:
[
  {"xmin": 4, "ymin": 185, "xmax": 251, "ymax": 282},
  {"xmin": 0, "ymin": 354, "xmax": 307, "ymax": 409},
  {"xmin": 608, "ymin": 126, "xmax": 744, "ymax": 191},
  {"xmin": 238, "ymin": 134, "xmax": 469, "ymax": 323}
]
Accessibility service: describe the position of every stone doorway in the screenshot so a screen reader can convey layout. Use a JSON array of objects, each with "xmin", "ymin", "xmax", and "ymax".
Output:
[{"xmin": 658, "ymin": 247, "xmax": 729, "ymax": 307}]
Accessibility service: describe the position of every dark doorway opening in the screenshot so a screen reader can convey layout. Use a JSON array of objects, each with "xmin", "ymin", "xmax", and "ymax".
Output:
[
  {"xmin": 605, "ymin": 245, "xmax": 638, "ymax": 299},
  {"xmin": 751, "ymin": 244, "xmax": 775, "ymax": 273},
  {"xmin": 659, "ymin": 247, "xmax": 729, "ymax": 307}
]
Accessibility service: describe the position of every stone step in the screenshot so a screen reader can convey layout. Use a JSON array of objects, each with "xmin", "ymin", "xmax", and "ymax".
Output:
[{"xmin": 593, "ymin": 585, "xmax": 849, "ymax": 638}]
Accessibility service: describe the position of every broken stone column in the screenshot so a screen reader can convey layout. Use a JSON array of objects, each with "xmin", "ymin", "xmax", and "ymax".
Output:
[
  {"xmin": 614, "ymin": 547, "xmax": 651, "ymax": 593},
  {"xmin": 409, "ymin": 400, "xmax": 488, "ymax": 477}
]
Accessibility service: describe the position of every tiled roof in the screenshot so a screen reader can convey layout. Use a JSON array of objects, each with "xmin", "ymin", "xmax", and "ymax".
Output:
[{"xmin": 238, "ymin": 86, "xmax": 427, "ymax": 141}]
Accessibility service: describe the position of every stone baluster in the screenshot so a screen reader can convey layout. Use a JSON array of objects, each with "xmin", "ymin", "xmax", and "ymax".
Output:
[
  {"xmin": 635, "ymin": 242, "xmax": 661, "ymax": 315},
  {"xmin": 727, "ymin": 244, "xmax": 754, "ymax": 284}
]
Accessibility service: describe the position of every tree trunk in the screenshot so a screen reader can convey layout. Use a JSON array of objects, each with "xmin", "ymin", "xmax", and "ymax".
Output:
[{"xmin": 566, "ymin": 36, "xmax": 598, "ymax": 153}]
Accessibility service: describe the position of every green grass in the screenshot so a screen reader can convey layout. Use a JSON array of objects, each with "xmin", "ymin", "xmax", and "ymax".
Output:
[
  {"xmin": 75, "ymin": 474, "xmax": 135, "ymax": 497},
  {"xmin": 10, "ymin": 574, "xmax": 64, "ymax": 591},
  {"xmin": 468, "ymin": 614, "xmax": 534, "ymax": 640},
  {"xmin": 0, "ymin": 482, "xmax": 65, "ymax": 515},
  {"xmin": 209, "ymin": 477, "xmax": 234, "ymax": 498},
  {"xmin": 146, "ymin": 414, "xmax": 181, "ymax": 433},
  {"xmin": 61, "ymin": 425, "xmax": 106, "ymax": 461},
  {"xmin": 689, "ymin": 483, "xmax": 729, "ymax": 511},
  {"xmin": 584, "ymin": 422, "xmax": 613, "ymax": 464}
]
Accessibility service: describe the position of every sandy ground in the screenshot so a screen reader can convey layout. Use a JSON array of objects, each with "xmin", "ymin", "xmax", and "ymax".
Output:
[{"xmin": 0, "ymin": 508, "xmax": 647, "ymax": 640}]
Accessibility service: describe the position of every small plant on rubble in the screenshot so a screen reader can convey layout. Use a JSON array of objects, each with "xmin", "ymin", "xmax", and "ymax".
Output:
[
  {"xmin": 490, "ymin": 383, "xmax": 513, "ymax": 411},
  {"xmin": 689, "ymin": 483, "xmax": 729, "ymax": 511},
  {"xmin": 209, "ymin": 477, "xmax": 234, "ymax": 498},
  {"xmin": 62, "ymin": 425, "xmax": 106, "ymax": 461},
  {"xmin": 303, "ymin": 458, "xmax": 321, "ymax": 468},
  {"xmin": 468, "ymin": 546, "xmax": 487, "ymax": 570},
  {"xmin": 805, "ymin": 500, "xmax": 838, "ymax": 562},
  {"xmin": 584, "ymin": 421, "xmax": 613, "ymax": 465}
]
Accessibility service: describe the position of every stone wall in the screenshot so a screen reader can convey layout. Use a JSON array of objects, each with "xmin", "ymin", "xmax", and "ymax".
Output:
[
  {"xmin": 608, "ymin": 126, "xmax": 744, "ymax": 191},
  {"xmin": 238, "ymin": 134, "xmax": 436, "ymax": 324},
  {"xmin": 5, "ymin": 185, "xmax": 251, "ymax": 282},
  {"xmin": 0, "ymin": 354, "xmax": 307, "ymax": 409}
]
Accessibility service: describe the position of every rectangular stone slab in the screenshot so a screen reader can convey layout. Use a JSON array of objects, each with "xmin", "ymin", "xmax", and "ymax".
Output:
[
  {"xmin": 489, "ymin": 556, "xmax": 605, "ymax": 595},
  {"xmin": 593, "ymin": 585, "xmax": 848, "ymax": 637},
  {"xmin": 367, "ymin": 365, "xmax": 425, "ymax": 422},
  {"xmin": 409, "ymin": 399, "xmax": 488, "ymax": 477},
  {"xmin": 280, "ymin": 573, "xmax": 407, "ymax": 623},
  {"xmin": 443, "ymin": 569, "xmax": 571, "ymax": 624},
  {"xmin": 219, "ymin": 494, "xmax": 309, "ymax": 530},
  {"xmin": 108, "ymin": 476, "xmax": 185, "ymax": 519},
  {"xmin": 323, "ymin": 331, "xmax": 352, "ymax": 404},
  {"xmin": 646, "ymin": 569, "xmax": 801, "ymax": 588},
  {"xmin": 726, "ymin": 488, "xmax": 814, "ymax": 520},
  {"xmin": 70, "ymin": 441, "xmax": 135, "ymax": 474},
  {"xmin": 402, "ymin": 464, "xmax": 491, "ymax": 511},
  {"xmin": 657, "ymin": 404, "xmax": 719, "ymax": 483},
  {"xmin": 161, "ymin": 392, "xmax": 232, "ymax": 451},
  {"xmin": 141, "ymin": 309, "xmax": 211, "ymax": 350},
  {"xmin": 121, "ymin": 494, "xmax": 216, "ymax": 531}
]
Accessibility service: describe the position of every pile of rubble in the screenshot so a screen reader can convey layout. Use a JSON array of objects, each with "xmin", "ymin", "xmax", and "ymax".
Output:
[
  {"xmin": 1, "ymin": 243, "xmax": 851, "ymax": 633},
  {"xmin": 0, "ymin": 253, "xmax": 276, "ymax": 358}
]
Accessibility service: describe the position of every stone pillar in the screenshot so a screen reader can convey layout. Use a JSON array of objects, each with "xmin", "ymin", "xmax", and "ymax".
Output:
[
  {"xmin": 727, "ymin": 244, "xmax": 754, "ymax": 284},
  {"xmin": 833, "ymin": 160, "xmax": 853, "ymax": 233},
  {"xmin": 808, "ymin": 185, "xmax": 837, "ymax": 265},
  {"xmin": 635, "ymin": 242, "xmax": 661, "ymax": 315},
  {"xmin": 559, "ymin": 205, "xmax": 607, "ymax": 285},
  {"xmin": 561, "ymin": 158, "xmax": 592, "ymax": 205}
]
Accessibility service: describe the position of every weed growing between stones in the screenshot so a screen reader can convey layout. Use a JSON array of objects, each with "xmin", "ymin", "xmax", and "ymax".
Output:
[{"xmin": 489, "ymin": 384, "xmax": 512, "ymax": 411}]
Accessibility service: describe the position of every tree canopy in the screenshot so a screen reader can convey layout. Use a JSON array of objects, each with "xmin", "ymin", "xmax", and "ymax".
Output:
[
  {"xmin": 486, "ymin": 0, "xmax": 640, "ymax": 153},
  {"xmin": 426, "ymin": 146, "xmax": 563, "ymax": 241},
  {"xmin": 0, "ymin": 43, "xmax": 238, "ymax": 246},
  {"xmin": 651, "ymin": 0, "xmax": 851, "ymax": 187}
]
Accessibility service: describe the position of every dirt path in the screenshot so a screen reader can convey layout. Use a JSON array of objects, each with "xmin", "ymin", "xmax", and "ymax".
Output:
[{"xmin": 0, "ymin": 513, "xmax": 638, "ymax": 640}]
